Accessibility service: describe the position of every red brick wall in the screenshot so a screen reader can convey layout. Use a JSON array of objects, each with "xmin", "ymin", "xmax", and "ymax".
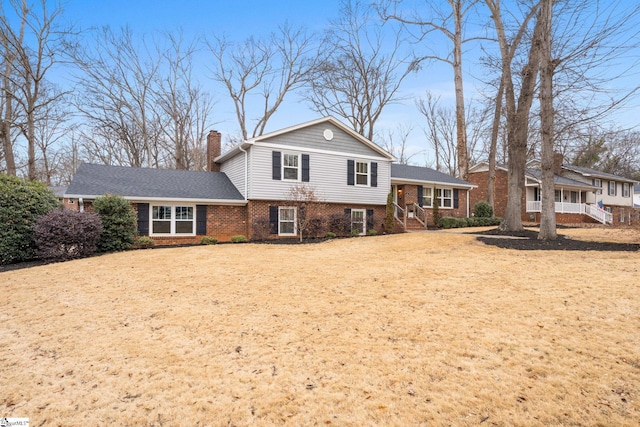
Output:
[
  {"xmin": 468, "ymin": 169, "xmax": 509, "ymax": 218},
  {"xmin": 400, "ymin": 184, "xmax": 470, "ymax": 223},
  {"xmin": 247, "ymin": 200, "xmax": 387, "ymax": 240}
]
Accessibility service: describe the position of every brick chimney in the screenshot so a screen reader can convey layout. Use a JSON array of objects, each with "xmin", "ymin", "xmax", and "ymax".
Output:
[
  {"xmin": 553, "ymin": 152, "xmax": 563, "ymax": 175},
  {"xmin": 207, "ymin": 130, "xmax": 221, "ymax": 172}
]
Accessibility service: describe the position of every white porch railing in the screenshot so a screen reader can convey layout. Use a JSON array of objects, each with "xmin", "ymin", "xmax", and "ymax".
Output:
[
  {"xmin": 526, "ymin": 201, "xmax": 612, "ymax": 224},
  {"xmin": 393, "ymin": 202, "xmax": 406, "ymax": 229},
  {"xmin": 413, "ymin": 203, "xmax": 428, "ymax": 229}
]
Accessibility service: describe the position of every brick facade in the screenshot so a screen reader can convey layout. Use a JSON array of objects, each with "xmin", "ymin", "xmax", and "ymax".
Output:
[
  {"xmin": 247, "ymin": 200, "xmax": 387, "ymax": 239},
  {"xmin": 467, "ymin": 169, "xmax": 509, "ymax": 218},
  {"xmin": 396, "ymin": 184, "xmax": 469, "ymax": 226}
]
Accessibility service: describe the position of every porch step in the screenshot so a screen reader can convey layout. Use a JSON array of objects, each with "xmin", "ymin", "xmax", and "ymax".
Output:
[{"xmin": 404, "ymin": 218, "xmax": 428, "ymax": 231}]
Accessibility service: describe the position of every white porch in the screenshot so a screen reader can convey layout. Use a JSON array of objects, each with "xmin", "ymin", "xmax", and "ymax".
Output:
[{"xmin": 526, "ymin": 201, "xmax": 613, "ymax": 224}]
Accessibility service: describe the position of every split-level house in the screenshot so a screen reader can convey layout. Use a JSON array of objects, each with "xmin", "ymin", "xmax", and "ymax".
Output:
[
  {"xmin": 468, "ymin": 153, "xmax": 638, "ymax": 226},
  {"xmin": 65, "ymin": 117, "xmax": 475, "ymax": 243}
]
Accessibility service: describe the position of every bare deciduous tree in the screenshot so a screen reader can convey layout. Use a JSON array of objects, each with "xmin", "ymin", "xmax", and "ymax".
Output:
[
  {"xmin": 305, "ymin": 0, "xmax": 417, "ymax": 141},
  {"xmin": 380, "ymin": 123, "xmax": 419, "ymax": 164},
  {"xmin": 1, "ymin": 0, "xmax": 73, "ymax": 179},
  {"xmin": 71, "ymin": 26, "xmax": 162, "ymax": 168},
  {"xmin": 379, "ymin": 0, "xmax": 482, "ymax": 180},
  {"xmin": 286, "ymin": 184, "xmax": 327, "ymax": 242},
  {"xmin": 154, "ymin": 30, "xmax": 214, "ymax": 170},
  {"xmin": 207, "ymin": 23, "xmax": 318, "ymax": 140}
]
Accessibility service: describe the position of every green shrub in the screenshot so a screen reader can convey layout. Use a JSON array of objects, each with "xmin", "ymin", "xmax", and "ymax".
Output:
[
  {"xmin": 367, "ymin": 229, "xmax": 378, "ymax": 236},
  {"xmin": 231, "ymin": 235, "xmax": 248, "ymax": 243},
  {"xmin": 324, "ymin": 231, "xmax": 336, "ymax": 239},
  {"xmin": 350, "ymin": 229, "xmax": 361, "ymax": 237},
  {"xmin": 132, "ymin": 236, "xmax": 155, "ymax": 249},
  {"xmin": 33, "ymin": 210, "xmax": 103, "ymax": 261},
  {"xmin": 473, "ymin": 201, "xmax": 494, "ymax": 218},
  {"xmin": 201, "ymin": 236, "xmax": 218, "ymax": 245},
  {"xmin": 385, "ymin": 191, "xmax": 395, "ymax": 233},
  {"xmin": 93, "ymin": 194, "xmax": 137, "ymax": 252},
  {"xmin": 439, "ymin": 217, "xmax": 459, "ymax": 229},
  {"xmin": 0, "ymin": 174, "xmax": 60, "ymax": 264},
  {"xmin": 439, "ymin": 216, "xmax": 503, "ymax": 229},
  {"xmin": 432, "ymin": 188, "xmax": 441, "ymax": 228}
]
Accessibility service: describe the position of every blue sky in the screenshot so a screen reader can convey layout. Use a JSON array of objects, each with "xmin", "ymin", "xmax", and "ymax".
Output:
[
  {"xmin": 9, "ymin": 1, "xmax": 639, "ymax": 166},
  {"xmin": 54, "ymin": 0, "xmax": 458, "ymax": 164}
]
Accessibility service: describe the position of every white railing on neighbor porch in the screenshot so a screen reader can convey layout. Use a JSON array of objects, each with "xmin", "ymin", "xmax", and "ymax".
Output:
[{"xmin": 526, "ymin": 201, "xmax": 613, "ymax": 224}]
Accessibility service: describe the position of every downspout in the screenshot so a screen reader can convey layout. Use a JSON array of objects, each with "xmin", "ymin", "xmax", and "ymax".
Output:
[
  {"xmin": 79, "ymin": 197, "xmax": 84, "ymax": 213},
  {"xmin": 466, "ymin": 189, "xmax": 470, "ymax": 217}
]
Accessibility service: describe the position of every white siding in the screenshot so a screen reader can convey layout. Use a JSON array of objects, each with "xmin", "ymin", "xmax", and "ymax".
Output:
[
  {"xmin": 259, "ymin": 122, "xmax": 383, "ymax": 157},
  {"xmin": 220, "ymin": 152, "xmax": 246, "ymax": 199},
  {"xmin": 248, "ymin": 144, "xmax": 390, "ymax": 204}
]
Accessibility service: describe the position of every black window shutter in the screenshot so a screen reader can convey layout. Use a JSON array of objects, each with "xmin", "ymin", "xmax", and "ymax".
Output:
[
  {"xmin": 137, "ymin": 203, "xmax": 149, "ymax": 236},
  {"xmin": 272, "ymin": 151, "xmax": 281, "ymax": 180},
  {"xmin": 269, "ymin": 206, "xmax": 278, "ymax": 234},
  {"xmin": 347, "ymin": 160, "xmax": 355, "ymax": 185},
  {"xmin": 453, "ymin": 189, "xmax": 459, "ymax": 209},
  {"xmin": 371, "ymin": 162, "xmax": 377, "ymax": 187},
  {"xmin": 302, "ymin": 154, "xmax": 310, "ymax": 182},
  {"xmin": 344, "ymin": 208, "xmax": 352, "ymax": 233},
  {"xmin": 366, "ymin": 209, "xmax": 374, "ymax": 230},
  {"xmin": 417, "ymin": 186, "xmax": 423, "ymax": 207},
  {"xmin": 196, "ymin": 205, "xmax": 207, "ymax": 235}
]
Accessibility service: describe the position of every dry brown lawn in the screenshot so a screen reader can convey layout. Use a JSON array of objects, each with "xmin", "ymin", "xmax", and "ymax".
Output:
[{"xmin": 1, "ymin": 228, "xmax": 639, "ymax": 426}]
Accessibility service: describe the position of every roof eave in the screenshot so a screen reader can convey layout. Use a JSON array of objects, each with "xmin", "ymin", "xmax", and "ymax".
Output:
[{"xmin": 64, "ymin": 194, "xmax": 247, "ymax": 205}]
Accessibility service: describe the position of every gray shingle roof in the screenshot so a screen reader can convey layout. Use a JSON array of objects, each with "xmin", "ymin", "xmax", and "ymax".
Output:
[
  {"xmin": 525, "ymin": 169, "xmax": 598, "ymax": 188},
  {"xmin": 391, "ymin": 164, "xmax": 474, "ymax": 187},
  {"xmin": 65, "ymin": 163, "xmax": 244, "ymax": 201},
  {"xmin": 562, "ymin": 165, "xmax": 637, "ymax": 183}
]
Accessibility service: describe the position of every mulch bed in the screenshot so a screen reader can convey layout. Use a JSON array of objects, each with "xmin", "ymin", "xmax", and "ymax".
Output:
[{"xmin": 473, "ymin": 228, "xmax": 640, "ymax": 251}]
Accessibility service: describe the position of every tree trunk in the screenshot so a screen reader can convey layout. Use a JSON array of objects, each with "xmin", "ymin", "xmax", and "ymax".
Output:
[
  {"xmin": 538, "ymin": 0, "xmax": 557, "ymax": 240},
  {"xmin": 452, "ymin": 0, "xmax": 468, "ymax": 181},
  {"xmin": 501, "ymin": 10, "xmax": 543, "ymax": 231},
  {"xmin": 487, "ymin": 76, "xmax": 504, "ymax": 211}
]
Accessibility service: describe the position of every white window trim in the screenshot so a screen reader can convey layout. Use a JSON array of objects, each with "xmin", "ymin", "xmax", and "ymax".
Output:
[
  {"xmin": 278, "ymin": 206, "xmax": 297, "ymax": 236},
  {"xmin": 422, "ymin": 187, "xmax": 433, "ymax": 208},
  {"xmin": 351, "ymin": 209, "xmax": 366, "ymax": 235},
  {"xmin": 594, "ymin": 178, "xmax": 602, "ymax": 195},
  {"xmin": 622, "ymin": 182, "xmax": 630, "ymax": 198},
  {"xmin": 282, "ymin": 153, "xmax": 301, "ymax": 182},
  {"xmin": 150, "ymin": 204, "xmax": 196, "ymax": 236},
  {"xmin": 355, "ymin": 161, "xmax": 370, "ymax": 187},
  {"xmin": 608, "ymin": 181, "xmax": 616, "ymax": 196},
  {"xmin": 437, "ymin": 188, "xmax": 453, "ymax": 209}
]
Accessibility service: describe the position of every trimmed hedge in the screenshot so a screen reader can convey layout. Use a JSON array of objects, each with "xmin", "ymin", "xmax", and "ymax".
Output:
[
  {"xmin": 439, "ymin": 216, "xmax": 502, "ymax": 229},
  {"xmin": 473, "ymin": 201, "xmax": 494, "ymax": 218},
  {"xmin": 33, "ymin": 210, "xmax": 103, "ymax": 261},
  {"xmin": 93, "ymin": 194, "xmax": 137, "ymax": 252},
  {"xmin": 0, "ymin": 174, "xmax": 60, "ymax": 264}
]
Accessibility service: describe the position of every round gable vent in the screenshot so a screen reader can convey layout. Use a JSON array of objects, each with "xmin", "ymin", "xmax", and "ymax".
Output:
[{"xmin": 323, "ymin": 129, "xmax": 334, "ymax": 141}]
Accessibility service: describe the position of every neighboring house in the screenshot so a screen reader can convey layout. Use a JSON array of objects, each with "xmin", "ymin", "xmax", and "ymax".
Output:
[
  {"xmin": 468, "ymin": 154, "xmax": 638, "ymax": 225},
  {"xmin": 65, "ymin": 116, "xmax": 476, "ymax": 243},
  {"xmin": 634, "ymin": 184, "xmax": 640, "ymax": 208}
]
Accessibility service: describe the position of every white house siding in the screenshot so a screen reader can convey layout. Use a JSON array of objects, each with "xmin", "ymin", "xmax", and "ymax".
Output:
[
  {"xmin": 220, "ymin": 152, "xmax": 247, "ymax": 199},
  {"xmin": 258, "ymin": 122, "xmax": 383, "ymax": 158},
  {"xmin": 562, "ymin": 171, "xmax": 633, "ymax": 207},
  {"xmin": 248, "ymin": 144, "xmax": 391, "ymax": 205}
]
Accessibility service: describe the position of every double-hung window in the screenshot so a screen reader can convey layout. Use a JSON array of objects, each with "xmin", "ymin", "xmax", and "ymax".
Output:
[
  {"xmin": 594, "ymin": 178, "xmax": 602, "ymax": 195},
  {"xmin": 437, "ymin": 188, "xmax": 453, "ymax": 208},
  {"xmin": 622, "ymin": 182, "xmax": 630, "ymax": 198},
  {"xmin": 283, "ymin": 154, "xmax": 300, "ymax": 181},
  {"xmin": 152, "ymin": 205, "xmax": 194, "ymax": 235},
  {"xmin": 355, "ymin": 162, "xmax": 369, "ymax": 186},
  {"xmin": 351, "ymin": 209, "xmax": 366, "ymax": 235},
  {"xmin": 278, "ymin": 207, "xmax": 296, "ymax": 235},
  {"xmin": 554, "ymin": 190, "xmax": 562, "ymax": 202},
  {"xmin": 608, "ymin": 181, "xmax": 617, "ymax": 196},
  {"xmin": 422, "ymin": 187, "xmax": 433, "ymax": 207}
]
